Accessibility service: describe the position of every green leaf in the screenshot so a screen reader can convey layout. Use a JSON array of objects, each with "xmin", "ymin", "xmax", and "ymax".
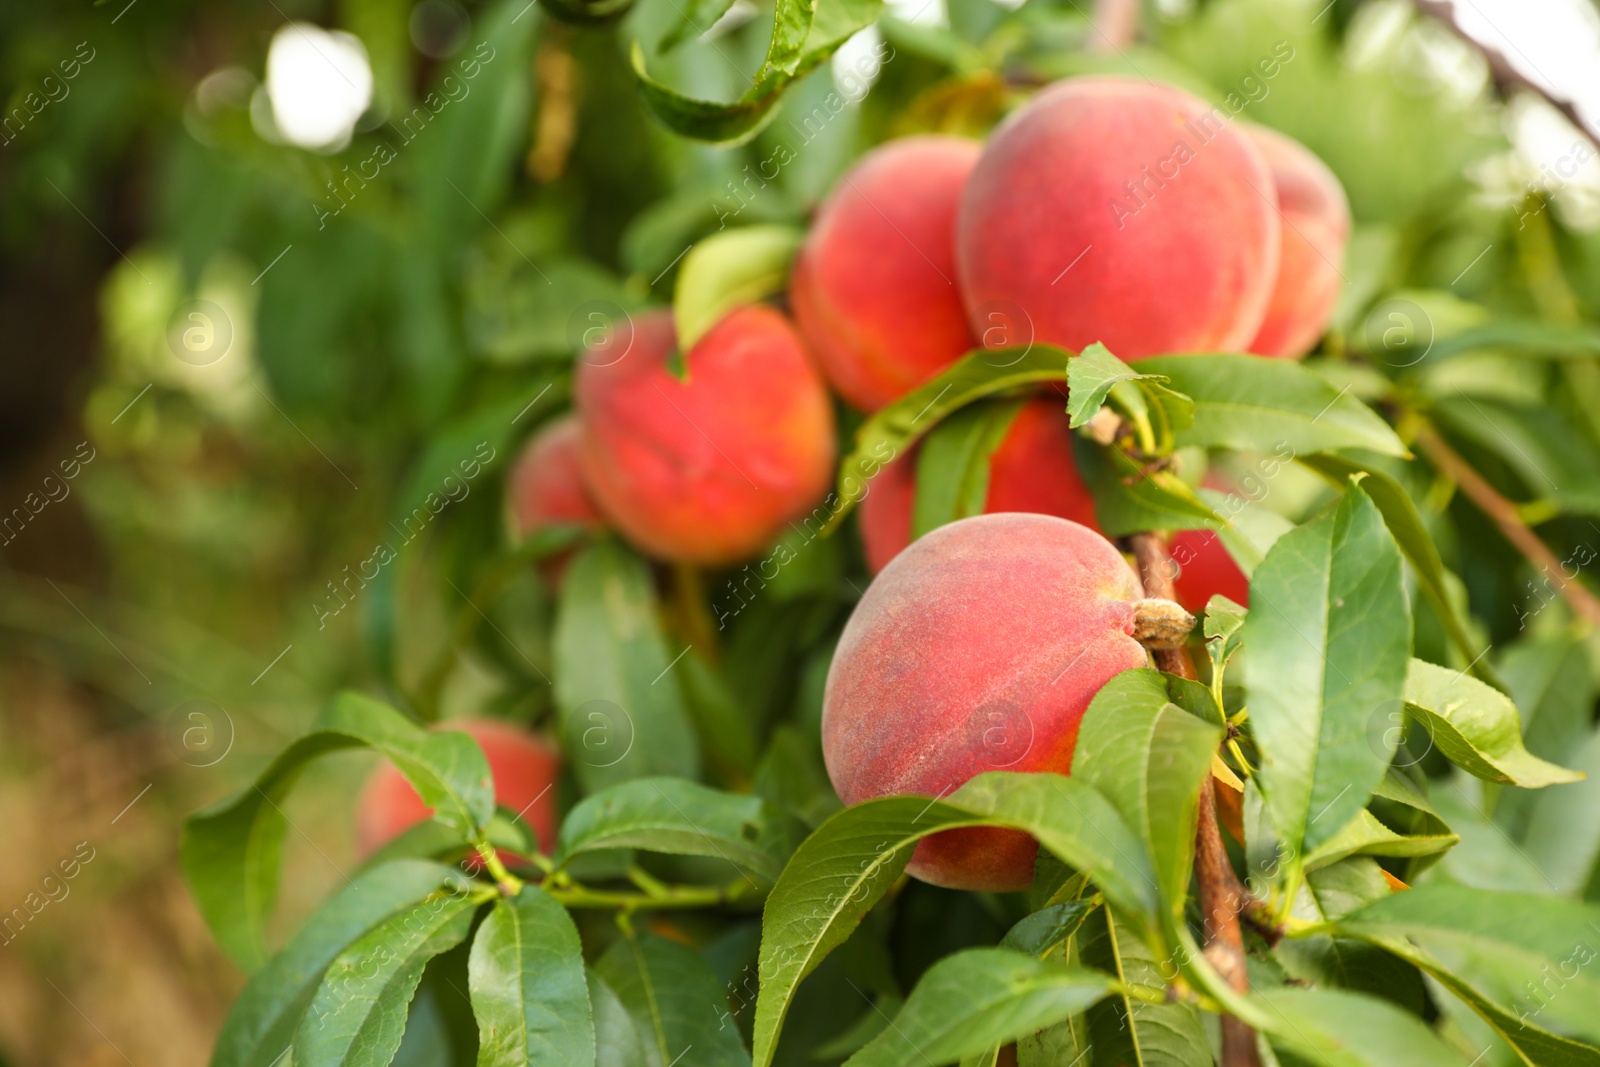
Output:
[
  {"xmin": 590, "ymin": 970, "xmax": 651, "ymax": 1067},
  {"xmin": 554, "ymin": 777, "xmax": 805, "ymax": 881},
  {"xmin": 1065, "ymin": 342, "xmax": 1153, "ymax": 427},
  {"xmin": 412, "ymin": 0, "xmax": 539, "ymax": 248},
  {"xmin": 1072, "ymin": 436, "xmax": 1223, "ymax": 537},
  {"xmin": 292, "ymin": 886, "xmax": 481, "ymax": 1066},
  {"xmin": 630, "ymin": 43, "xmax": 786, "ymax": 145},
  {"xmin": 842, "ymin": 948, "xmax": 1114, "ymax": 1067},
  {"xmin": 1523, "ymin": 727, "xmax": 1600, "ymax": 896},
  {"xmin": 1276, "ymin": 858, "xmax": 1428, "ymax": 1017},
  {"xmin": 999, "ymin": 900, "xmax": 1099, "ymax": 957},
  {"xmin": 1204, "ymin": 596, "xmax": 1247, "ymax": 685},
  {"xmin": 552, "ymin": 541, "xmax": 701, "ymax": 793},
  {"xmin": 1131, "ymin": 354, "xmax": 1407, "ymax": 457},
  {"xmin": 756, "ymin": 0, "xmax": 816, "ymax": 80},
  {"xmin": 1077, "ymin": 907, "xmax": 1210, "ymax": 1067},
  {"xmin": 1407, "ymin": 316, "xmax": 1600, "ymax": 365},
  {"xmin": 469, "ymin": 887, "xmax": 595, "ymax": 1067},
  {"xmin": 674, "ymin": 225, "xmax": 803, "ymax": 351},
  {"xmin": 751, "ymin": 772, "xmax": 1154, "ymax": 1067},
  {"xmin": 1250, "ymin": 986, "xmax": 1472, "ymax": 1065},
  {"xmin": 1403, "ymin": 658, "xmax": 1584, "ymax": 788},
  {"xmin": 910, "ymin": 398, "xmax": 1026, "ymax": 539},
  {"xmin": 657, "ymin": 0, "xmax": 740, "ymax": 51},
  {"xmin": 1301, "ymin": 808, "xmax": 1458, "ymax": 871},
  {"xmin": 1070, "ymin": 669, "xmax": 1223, "ymax": 924},
  {"xmin": 181, "ymin": 693, "xmax": 493, "ymax": 970},
  {"xmin": 595, "ymin": 933, "xmax": 751, "ymax": 1067},
  {"xmin": 1242, "ymin": 481, "xmax": 1411, "ymax": 862},
  {"xmin": 211, "ymin": 861, "xmax": 469, "ymax": 1067},
  {"xmin": 1299, "ymin": 451, "xmax": 1493, "ymax": 683},
  {"xmin": 1331, "ymin": 885, "xmax": 1600, "ymax": 1064},
  {"xmin": 825, "ymin": 345, "xmax": 1073, "ymax": 533}
]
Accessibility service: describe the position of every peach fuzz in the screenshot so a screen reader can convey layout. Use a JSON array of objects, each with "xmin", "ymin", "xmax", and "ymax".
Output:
[
  {"xmin": 356, "ymin": 719, "xmax": 562, "ymax": 856},
  {"xmin": 1243, "ymin": 125, "xmax": 1352, "ymax": 358},
  {"xmin": 956, "ymin": 76, "xmax": 1280, "ymax": 360},
  {"xmin": 822, "ymin": 513, "xmax": 1149, "ymax": 891},
  {"xmin": 575, "ymin": 305, "xmax": 835, "ymax": 565},
  {"xmin": 792, "ymin": 136, "xmax": 981, "ymax": 411},
  {"xmin": 858, "ymin": 396, "xmax": 1100, "ymax": 574}
]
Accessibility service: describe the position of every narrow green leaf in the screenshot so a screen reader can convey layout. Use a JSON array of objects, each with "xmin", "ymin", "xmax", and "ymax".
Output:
[
  {"xmin": 292, "ymin": 888, "xmax": 480, "ymax": 1066},
  {"xmin": 1070, "ymin": 669, "xmax": 1223, "ymax": 923},
  {"xmin": 182, "ymin": 693, "xmax": 492, "ymax": 970},
  {"xmin": 552, "ymin": 541, "xmax": 701, "ymax": 792},
  {"xmin": 1250, "ymin": 986, "xmax": 1471, "ymax": 1065},
  {"xmin": 1131, "ymin": 354, "xmax": 1407, "ymax": 457},
  {"xmin": 1242, "ymin": 481, "xmax": 1411, "ymax": 860},
  {"xmin": 1331, "ymin": 884, "xmax": 1600, "ymax": 1064},
  {"xmin": 658, "ymin": 0, "xmax": 739, "ymax": 51},
  {"xmin": 824, "ymin": 345, "xmax": 1073, "ymax": 533},
  {"xmin": 999, "ymin": 900, "xmax": 1099, "ymax": 957},
  {"xmin": 1524, "ymin": 726, "xmax": 1600, "ymax": 896},
  {"xmin": 1203, "ymin": 596, "xmax": 1246, "ymax": 685},
  {"xmin": 674, "ymin": 225, "xmax": 803, "ymax": 351},
  {"xmin": 751, "ymin": 772, "xmax": 1154, "ymax": 1067},
  {"xmin": 1066, "ymin": 342, "xmax": 1149, "ymax": 427},
  {"xmin": 1078, "ymin": 907, "xmax": 1210, "ymax": 1067},
  {"xmin": 1403, "ymin": 658, "xmax": 1584, "ymax": 787},
  {"xmin": 843, "ymin": 948, "xmax": 1113, "ymax": 1067},
  {"xmin": 630, "ymin": 43, "xmax": 785, "ymax": 146},
  {"xmin": 554, "ymin": 777, "xmax": 805, "ymax": 881},
  {"xmin": 1302, "ymin": 808, "xmax": 1458, "ymax": 871},
  {"xmin": 211, "ymin": 861, "xmax": 469, "ymax": 1067},
  {"xmin": 910, "ymin": 398, "xmax": 1026, "ymax": 539},
  {"xmin": 596, "ymin": 933, "xmax": 751, "ymax": 1067},
  {"xmin": 469, "ymin": 887, "xmax": 595, "ymax": 1067},
  {"xmin": 757, "ymin": 0, "xmax": 816, "ymax": 79},
  {"xmin": 1299, "ymin": 452, "xmax": 1493, "ymax": 683},
  {"xmin": 590, "ymin": 969, "xmax": 651, "ymax": 1067}
]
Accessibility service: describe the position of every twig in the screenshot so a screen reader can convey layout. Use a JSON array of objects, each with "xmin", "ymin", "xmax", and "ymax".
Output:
[
  {"xmin": 1129, "ymin": 532, "xmax": 1261, "ymax": 1067},
  {"xmin": 1413, "ymin": 422, "xmax": 1600, "ymax": 630},
  {"xmin": 1412, "ymin": 0, "xmax": 1600, "ymax": 151}
]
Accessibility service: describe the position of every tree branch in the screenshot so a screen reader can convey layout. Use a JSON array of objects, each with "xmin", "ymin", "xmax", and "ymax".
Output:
[
  {"xmin": 1413, "ymin": 422, "xmax": 1600, "ymax": 630},
  {"xmin": 1128, "ymin": 531, "xmax": 1262, "ymax": 1067}
]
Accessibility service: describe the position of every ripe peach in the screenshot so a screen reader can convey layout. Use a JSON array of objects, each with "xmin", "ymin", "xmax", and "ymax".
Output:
[
  {"xmin": 508, "ymin": 415, "xmax": 606, "ymax": 538},
  {"xmin": 1243, "ymin": 125, "xmax": 1351, "ymax": 358},
  {"xmin": 823, "ymin": 513, "xmax": 1149, "ymax": 891},
  {"xmin": 792, "ymin": 136, "xmax": 981, "ymax": 411},
  {"xmin": 956, "ymin": 76, "xmax": 1280, "ymax": 359},
  {"xmin": 575, "ymin": 305, "xmax": 836, "ymax": 565},
  {"xmin": 857, "ymin": 397, "xmax": 1099, "ymax": 574},
  {"xmin": 1171, "ymin": 528, "xmax": 1249, "ymax": 611},
  {"xmin": 356, "ymin": 720, "xmax": 562, "ymax": 856}
]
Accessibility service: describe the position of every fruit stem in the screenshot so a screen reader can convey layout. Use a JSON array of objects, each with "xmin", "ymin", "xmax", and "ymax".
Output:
[
  {"xmin": 477, "ymin": 842, "xmax": 526, "ymax": 898},
  {"xmin": 1412, "ymin": 420, "xmax": 1600, "ymax": 631},
  {"xmin": 1130, "ymin": 597, "xmax": 1196, "ymax": 650},
  {"xmin": 1129, "ymin": 531, "xmax": 1261, "ymax": 1067}
]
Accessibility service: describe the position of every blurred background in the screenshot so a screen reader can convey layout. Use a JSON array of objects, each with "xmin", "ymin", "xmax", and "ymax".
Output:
[{"xmin": 5, "ymin": 0, "xmax": 1600, "ymax": 1062}]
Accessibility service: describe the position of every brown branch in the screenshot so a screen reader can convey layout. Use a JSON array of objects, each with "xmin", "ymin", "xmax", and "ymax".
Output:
[
  {"xmin": 1413, "ymin": 0, "xmax": 1600, "ymax": 152},
  {"xmin": 1414, "ymin": 423, "xmax": 1600, "ymax": 630},
  {"xmin": 1129, "ymin": 532, "xmax": 1261, "ymax": 1067}
]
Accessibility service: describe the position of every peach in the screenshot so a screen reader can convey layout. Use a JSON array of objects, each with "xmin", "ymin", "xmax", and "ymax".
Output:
[
  {"xmin": 792, "ymin": 136, "xmax": 981, "ymax": 411},
  {"xmin": 1171, "ymin": 528, "xmax": 1249, "ymax": 611},
  {"xmin": 575, "ymin": 305, "xmax": 836, "ymax": 565},
  {"xmin": 823, "ymin": 513, "xmax": 1149, "ymax": 891},
  {"xmin": 956, "ymin": 76, "xmax": 1280, "ymax": 359},
  {"xmin": 356, "ymin": 719, "xmax": 562, "ymax": 855},
  {"xmin": 1243, "ymin": 125, "xmax": 1351, "ymax": 358},
  {"xmin": 507, "ymin": 415, "xmax": 606, "ymax": 538},
  {"xmin": 857, "ymin": 397, "xmax": 1099, "ymax": 574}
]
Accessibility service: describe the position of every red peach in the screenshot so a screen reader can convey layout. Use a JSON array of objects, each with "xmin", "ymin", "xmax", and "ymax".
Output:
[
  {"xmin": 792, "ymin": 136, "xmax": 981, "ymax": 411},
  {"xmin": 575, "ymin": 306, "xmax": 836, "ymax": 565},
  {"xmin": 1243, "ymin": 125, "xmax": 1351, "ymax": 358},
  {"xmin": 356, "ymin": 720, "xmax": 562, "ymax": 856},
  {"xmin": 1171, "ymin": 528, "xmax": 1249, "ymax": 611},
  {"xmin": 857, "ymin": 397, "xmax": 1099, "ymax": 574},
  {"xmin": 956, "ymin": 76, "xmax": 1280, "ymax": 359},
  {"xmin": 507, "ymin": 415, "xmax": 607, "ymax": 538},
  {"xmin": 823, "ymin": 513, "xmax": 1149, "ymax": 891}
]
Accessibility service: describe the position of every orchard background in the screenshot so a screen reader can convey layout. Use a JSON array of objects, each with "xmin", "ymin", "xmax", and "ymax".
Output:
[{"xmin": 7, "ymin": 0, "xmax": 1600, "ymax": 1063}]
